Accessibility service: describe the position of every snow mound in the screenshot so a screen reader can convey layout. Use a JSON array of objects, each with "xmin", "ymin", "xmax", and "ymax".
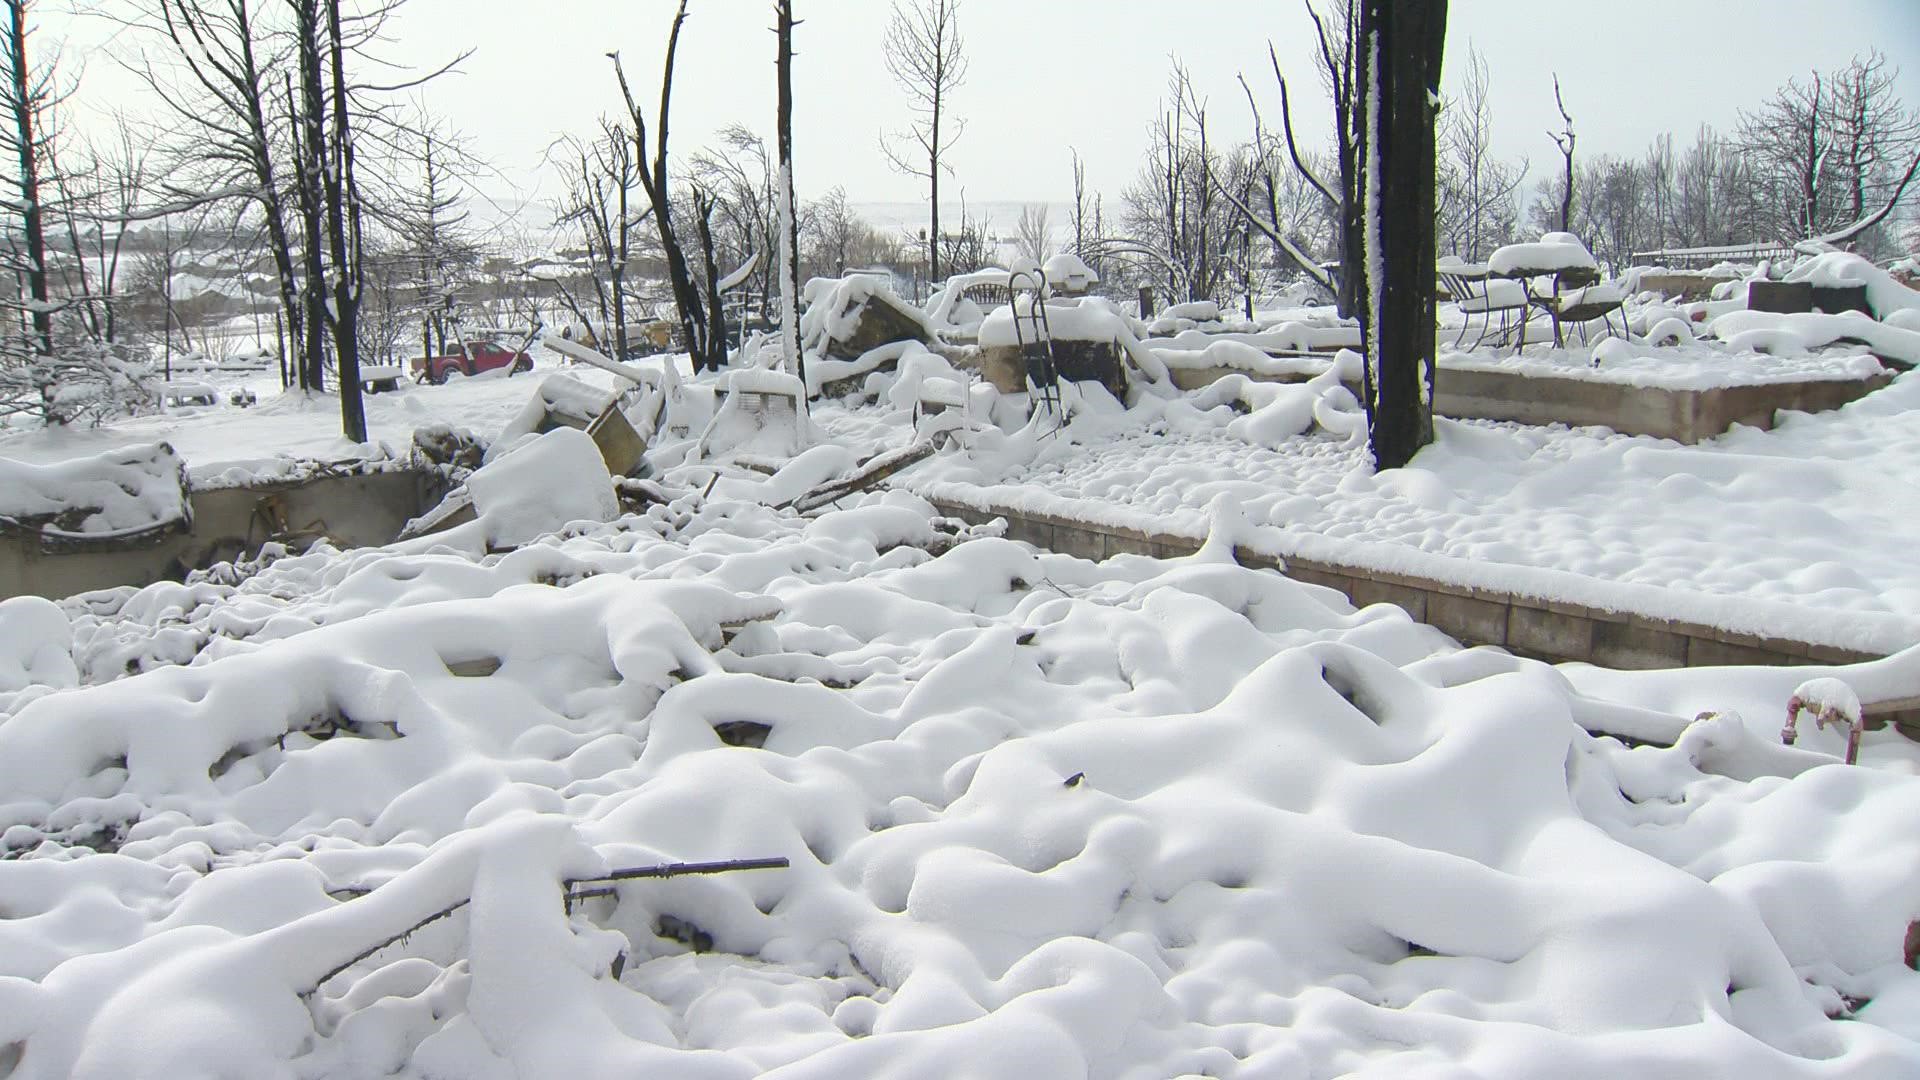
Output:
[
  {"xmin": 801, "ymin": 275, "xmax": 929, "ymax": 358},
  {"xmin": 5, "ymin": 493, "xmax": 1919, "ymax": 1076},
  {"xmin": 1785, "ymin": 252, "xmax": 1920, "ymax": 318},
  {"xmin": 1710, "ymin": 310, "xmax": 1920, "ymax": 366},
  {"xmin": 0, "ymin": 596, "xmax": 77, "ymax": 696},
  {"xmin": 0, "ymin": 442, "xmax": 190, "ymax": 538},
  {"xmin": 1043, "ymin": 252, "xmax": 1099, "ymax": 294},
  {"xmin": 466, "ymin": 427, "xmax": 618, "ymax": 547}
]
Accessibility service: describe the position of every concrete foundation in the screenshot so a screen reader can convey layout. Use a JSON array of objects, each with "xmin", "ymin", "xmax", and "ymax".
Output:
[
  {"xmin": 1434, "ymin": 366, "xmax": 1892, "ymax": 443},
  {"xmin": 928, "ymin": 497, "xmax": 1919, "ymax": 736},
  {"xmin": 1166, "ymin": 363, "xmax": 1890, "ymax": 444},
  {"xmin": 2, "ymin": 468, "xmax": 446, "ymax": 599}
]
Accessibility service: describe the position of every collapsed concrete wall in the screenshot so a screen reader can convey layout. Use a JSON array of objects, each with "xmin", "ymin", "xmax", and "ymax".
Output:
[{"xmin": 1, "ymin": 468, "xmax": 446, "ymax": 600}]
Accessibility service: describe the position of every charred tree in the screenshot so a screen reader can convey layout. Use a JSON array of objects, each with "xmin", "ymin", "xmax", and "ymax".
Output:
[
  {"xmin": 323, "ymin": 0, "xmax": 365, "ymax": 442},
  {"xmin": 1549, "ymin": 74, "xmax": 1575, "ymax": 232},
  {"xmin": 3, "ymin": 0, "xmax": 52, "ymax": 357},
  {"xmin": 774, "ymin": 0, "xmax": 802, "ymax": 383},
  {"xmin": 611, "ymin": 0, "xmax": 727, "ymax": 373},
  {"xmin": 1358, "ymin": 0, "xmax": 1446, "ymax": 469}
]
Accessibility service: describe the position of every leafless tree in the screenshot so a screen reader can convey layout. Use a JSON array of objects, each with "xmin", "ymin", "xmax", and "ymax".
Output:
[
  {"xmin": 691, "ymin": 125, "xmax": 775, "ymax": 319},
  {"xmin": 611, "ymin": 0, "xmax": 727, "ymax": 372},
  {"xmin": 775, "ymin": 0, "xmax": 801, "ymax": 380},
  {"xmin": 1068, "ymin": 149, "xmax": 1087, "ymax": 257},
  {"xmin": 803, "ymin": 186, "xmax": 901, "ymax": 277},
  {"xmin": 804, "ymin": 185, "xmax": 858, "ymax": 276},
  {"xmin": 936, "ymin": 192, "xmax": 989, "ymax": 276},
  {"xmin": 553, "ymin": 122, "xmax": 645, "ymax": 363},
  {"xmin": 1435, "ymin": 45, "xmax": 1524, "ymax": 261},
  {"xmin": 1209, "ymin": 4, "xmax": 1360, "ymax": 318},
  {"xmin": 1826, "ymin": 53, "xmax": 1920, "ymax": 233},
  {"xmin": 1122, "ymin": 65, "xmax": 1233, "ymax": 304},
  {"xmin": 1013, "ymin": 202, "xmax": 1052, "ymax": 264},
  {"xmin": 1360, "ymin": 0, "xmax": 1447, "ymax": 470},
  {"xmin": 3, "ymin": 0, "xmax": 61, "ymax": 357},
  {"xmin": 1547, "ymin": 74, "xmax": 1575, "ymax": 232},
  {"xmin": 880, "ymin": 0, "xmax": 965, "ymax": 284},
  {"xmin": 135, "ymin": 0, "xmax": 311, "ymax": 387},
  {"xmin": 1740, "ymin": 69, "xmax": 1834, "ymax": 240},
  {"xmin": 383, "ymin": 111, "xmax": 481, "ymax": 362}
]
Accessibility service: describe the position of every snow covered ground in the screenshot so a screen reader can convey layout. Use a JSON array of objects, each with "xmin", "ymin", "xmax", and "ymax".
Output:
[
  {"xmin": 5, "ymin": 479, "xmax": 1920, "ymax": 1077},
  {"xmin": 6, "ymin": 324, "xmax": 1920, "ymax": 1075},
  {"xmin": 0, "ymin": 363, "xmax": 547, "ymax": 487},
  {"xmin": 887, "ymin": 366, "xmax": 1920, "ymax": 655}
]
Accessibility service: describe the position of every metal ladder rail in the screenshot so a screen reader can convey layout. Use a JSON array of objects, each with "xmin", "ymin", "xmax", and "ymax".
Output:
[{"xmin": 1007, "ymin": 267, "xmax": 1062, "ymax": 430}]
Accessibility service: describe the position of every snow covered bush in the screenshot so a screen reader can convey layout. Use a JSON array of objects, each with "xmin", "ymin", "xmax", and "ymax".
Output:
[{"xmin": 0, "ymin": 334, "xmax": 159, "ymax": 427}]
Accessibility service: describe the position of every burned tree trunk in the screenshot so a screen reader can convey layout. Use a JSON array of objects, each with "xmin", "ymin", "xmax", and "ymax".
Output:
[
  {"xmin": 611, "ymin": 0, "xmax": 728, "ymax": 373},
  {"xmin": 287, "ymin": 63, "xmax": 329, "ymax": 394},
  {"xmin": 324, "ymin": 0, "xmax": 366, "ymax": 443},
  {"xmin": 5, "ymin": 0, "xmax": 52, "ymax": 359},
  {"xmin": 1358, "ymin": 0, "xmax": 1446, "ymax": 470},
  {"xmin": 775, "ymin": 0, "xmax": 803, "ymax": 383}
]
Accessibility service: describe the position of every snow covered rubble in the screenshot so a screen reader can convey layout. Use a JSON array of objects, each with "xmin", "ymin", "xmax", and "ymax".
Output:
[
  {"xmin": 4, "ymin": 484, "xmax": 1920, "ymax": 1077},
  {"xmin": 0, "ymin": 443, "xmax": 190, "ymax": 539}
]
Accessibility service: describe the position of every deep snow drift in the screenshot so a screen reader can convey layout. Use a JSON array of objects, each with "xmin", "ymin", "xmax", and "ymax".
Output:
[{"xmin": 3, "ymin": 484, "xmax": 1920, "ymax": 1078}]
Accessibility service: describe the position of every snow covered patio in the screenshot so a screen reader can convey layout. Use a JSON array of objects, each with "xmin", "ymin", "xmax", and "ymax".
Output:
[{"xmin": 850, "ymin": 365, "xmax": 1920, "ymax": 664}]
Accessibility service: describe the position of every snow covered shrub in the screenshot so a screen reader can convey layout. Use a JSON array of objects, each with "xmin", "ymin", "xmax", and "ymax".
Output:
[{"xmin": 0, "ymin": 332, "xmax": 159, "ymax": 427}]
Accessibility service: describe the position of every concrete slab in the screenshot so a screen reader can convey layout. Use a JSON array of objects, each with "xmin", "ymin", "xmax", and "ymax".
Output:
[
  {"xmin": 1592, "ymin": 620, "xmax": 1691, "ymax": 669},
  {"xmin": 1428, "ymin": 593, "xmax": 1511, "ymax": 648},
  {"xmin": 925, "ymin": 496, "xmax": 1902, "ymax": 677},
  {"xmin": 2, "ymin": 468, "xmax": 446, "ymax": 600},
  {"xmin": 1507, "ymin": 604, "xmax": 1594, "ymax": 662}
]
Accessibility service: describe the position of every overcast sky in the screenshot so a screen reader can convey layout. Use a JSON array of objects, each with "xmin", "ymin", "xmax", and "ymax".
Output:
[{"xmin": 52, "ymin": 0, "xmax": 1920, "ymax": 228}]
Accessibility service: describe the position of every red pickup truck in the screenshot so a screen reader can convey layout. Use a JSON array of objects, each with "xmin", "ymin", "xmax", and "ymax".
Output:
[{"xmin": 411, "ymin": 339, "xmax": 534, "ymax": 384}]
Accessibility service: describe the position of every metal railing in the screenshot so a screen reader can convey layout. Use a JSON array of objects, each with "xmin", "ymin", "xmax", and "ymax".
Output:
[{"xmin": 1627, "ymin": 242, "xmax": 1798, "ymax": 269}]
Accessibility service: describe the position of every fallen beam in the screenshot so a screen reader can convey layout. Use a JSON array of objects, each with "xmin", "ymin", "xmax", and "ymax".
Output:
[{"xmin": 779, "ymin": 441, "xmax": 936, "ymax": 514}]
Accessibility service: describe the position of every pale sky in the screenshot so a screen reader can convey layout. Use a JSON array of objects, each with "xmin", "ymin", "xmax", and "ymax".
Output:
[{"xmin": 49, "ymin": 0, "xmax": 1920, "ymax": 227}]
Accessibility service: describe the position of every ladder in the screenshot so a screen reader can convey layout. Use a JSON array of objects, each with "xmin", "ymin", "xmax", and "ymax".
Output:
[{"xmin": 1007, "ymin": 267, "xmax": 1062, "ymax": 431}]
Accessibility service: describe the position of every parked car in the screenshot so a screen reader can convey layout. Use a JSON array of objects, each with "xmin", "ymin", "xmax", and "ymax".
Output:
[
  {"xmin": 162, "ymin": 381, "xmax": 221, "ymax": 409},
  {"xmin": 410, "ymin": 339, "xmax": 534, "ymax": 384}
]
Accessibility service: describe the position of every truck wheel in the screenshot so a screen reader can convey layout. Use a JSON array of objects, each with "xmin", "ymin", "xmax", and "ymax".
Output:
[
  {"xmin": 512, "ymin": 356, "xmax": 533, "ymax": 374},
  {"xmin": 428, "ymin": 364, "xmax": 449, "ymax": 385}
]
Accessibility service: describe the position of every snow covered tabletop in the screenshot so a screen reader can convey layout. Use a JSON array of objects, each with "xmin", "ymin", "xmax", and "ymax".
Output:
[
  {"xmin": 4, "ymin": 489, "xmax": 1920, "ymax": 1076},
  {"xmin": 1488, "ymin": 232, "xmax": 1600, "ymax": 276}
]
